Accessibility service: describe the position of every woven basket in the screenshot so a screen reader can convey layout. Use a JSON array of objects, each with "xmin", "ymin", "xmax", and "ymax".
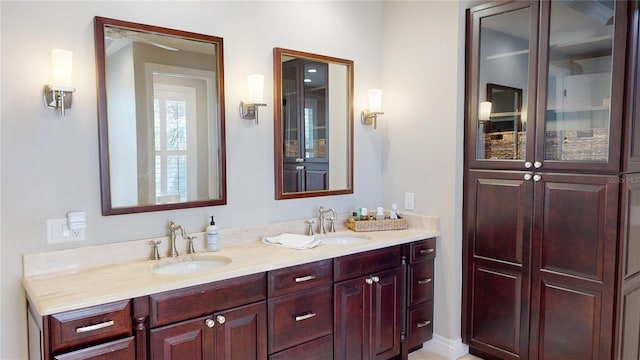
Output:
[{"xmin": 345, "ymin": 217, "xmax": 408, "ymax": 232}]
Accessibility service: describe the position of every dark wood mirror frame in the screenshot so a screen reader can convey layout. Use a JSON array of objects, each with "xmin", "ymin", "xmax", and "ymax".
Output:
[
  {"xmin": 273, "ymin": 47, "xmax": 354, "ymax": 200},
  {"xmin": 95, "ymin": 17, "xmax": 227, "ymax": 215}
]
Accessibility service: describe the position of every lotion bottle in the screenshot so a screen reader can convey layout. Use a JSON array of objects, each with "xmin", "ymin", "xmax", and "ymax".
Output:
[{"xmin": 206, "ymin": 216, "xmax": 219, "ymax": 251}]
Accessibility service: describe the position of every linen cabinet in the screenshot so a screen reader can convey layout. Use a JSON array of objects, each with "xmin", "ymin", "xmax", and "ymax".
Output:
[{"xmin": 463, "ymin": 1, "xmax": 640, "ymax": 359}]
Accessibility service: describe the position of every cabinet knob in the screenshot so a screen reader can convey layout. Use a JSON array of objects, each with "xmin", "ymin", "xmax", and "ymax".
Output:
[
  {"xmin": 365, "ymin": 277, "xmax": 374, "ymax": 285},
  {"xmin": 216, "ymin": 315, "xmax": 226, "ymax": 324},
  {"xmin": 371, "ymin": 275, "xmax": 380, "ymax": 283},
  {"xmin": 295, "ymin": 165, "xmax": 305, "ymax": 171},
  {"xmin": 534, "ymin": 161, "xmax": 542, "ymax": 168},
  {"xmin": 533, "ymin": 174, "xmax": 542, "ymax": 182},
  {"xmin": 524, "ymin": 161, "xmax": 533, "ymax": 169},
  {"xmin": 524, "ymin": 173, "xmax": 532, "ymax": 181},
  {"xmin": 205, "ymin": 319, "xmax": 215, "ymax": 328}
]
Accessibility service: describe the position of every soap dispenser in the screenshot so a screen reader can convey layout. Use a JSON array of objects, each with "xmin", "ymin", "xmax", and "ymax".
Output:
[{"xmin": 206, "ymin": 216, "xmax": 219, "ymax": 251}]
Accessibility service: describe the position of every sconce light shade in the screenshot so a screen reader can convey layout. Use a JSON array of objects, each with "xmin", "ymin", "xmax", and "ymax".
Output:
[
  {"xmin": 361, "ymin": 88, "xmax": 384, "ymax": 129},
  {"xmin": 479, "ymin": 101, "xmax": 492, "ymax": 121},
  {"xmin": 240, "ymin": 74, "xmax": 267, "ymax": 124},
  {"xmin": 44, "ymin": 49, "xmax": 76, "ymax": 116}
]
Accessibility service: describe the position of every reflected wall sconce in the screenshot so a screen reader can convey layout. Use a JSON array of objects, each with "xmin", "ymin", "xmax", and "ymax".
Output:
[
  {"xmin": 479, "ymin": 101, "xmax": 492, "ymax": 121},
  {"xmin": 43, "ymin": 49, "xmax": 76, "ymax": 116},
  {"xmin": 361, "ymin": 89, "xmax": 384, "ymax": 129},
  {"xmin": 239, "ymin": 74, "xmax": 267, "ymax": 124}
]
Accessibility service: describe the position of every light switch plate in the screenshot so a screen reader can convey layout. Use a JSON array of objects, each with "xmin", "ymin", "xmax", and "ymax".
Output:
[
  {"xmin": 47, "ymin": 218, "xmax": 85, "ymax": 244},
  {"xmin": 404, "ymin": 192, "xmax": 415, "ymax": 210}
]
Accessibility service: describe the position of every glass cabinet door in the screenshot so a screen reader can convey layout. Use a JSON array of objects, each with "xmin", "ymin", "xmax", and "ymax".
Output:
[
  {"xmin": 468, "ymin": 1, "xmax": 538, "ymax": 169},
  {"xmin": 537, "ymin": 0, "xmax": 626, "ymax": 171}
]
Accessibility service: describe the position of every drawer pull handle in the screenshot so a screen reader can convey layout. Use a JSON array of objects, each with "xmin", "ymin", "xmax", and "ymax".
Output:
[
  {"xmin": 417, "ymin": 320, "xmax": 431, "ymax": 328},
  {"xmin": 295, "ymin": 312, "xmax": 317, "ymax": 322},
  {"xmin": 295, "ymin": 275, "xmax": 317, "ymax": 283},
  {"xmin": 420, "ymin": 248, "xmax": 435, "ymax": 255},
  {"xmin": 75, "ymin": 320, "xmax": 115, "ymax": 333},
  {"xmin": 417, "ymin": 278, "xmax": 432, "ymax": 285}
]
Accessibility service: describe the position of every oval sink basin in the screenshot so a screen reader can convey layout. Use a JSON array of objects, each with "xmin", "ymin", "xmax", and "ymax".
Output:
[
  {"xmin": 320, "ymin": 235, "xmax": 369, "ymax": 245},
  {"xmin": 152, "ymin": 256, "xmax": 231, "ymax": 275}
]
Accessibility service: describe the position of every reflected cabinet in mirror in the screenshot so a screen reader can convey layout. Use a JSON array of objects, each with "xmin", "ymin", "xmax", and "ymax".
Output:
[
  {"xmin": 273, "ymin": 48, "xmax": 353, "ymax": 199},
  {"xmin": 95, "ymin": 17, "xmax": 226, "ymax": 215}
]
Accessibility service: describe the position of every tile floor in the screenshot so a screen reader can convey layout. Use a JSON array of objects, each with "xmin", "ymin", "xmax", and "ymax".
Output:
[{"xmin": 408, "ymin": 349, "xmax": 483, "ymax": 360}]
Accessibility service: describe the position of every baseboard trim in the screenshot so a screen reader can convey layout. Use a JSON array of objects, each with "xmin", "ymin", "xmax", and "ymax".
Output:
[{"xmin": 422, "ymin": 335, "xmax": 469, "ymax": 360}]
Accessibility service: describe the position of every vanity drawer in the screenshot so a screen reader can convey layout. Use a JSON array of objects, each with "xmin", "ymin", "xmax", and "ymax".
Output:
[
  {"xmin": 53, "ymin": 336, "xmax": 135, "ymax": 360},
  {"xmin": 409, "ymin": 238, "xmax": 436, "ymax": 263},
  {"xmin": 409, "ymin": 259, "xmax": 434, "ymax": 305},
  {"xmin": 268, "ymin": 259, "xmax": 333, "ymax": 297},
  {"xmin": 269, "ymin": 333, "xmax": 333, "ymax": 360},
  {"xmin": 334, "ymin": 245, "xmax": 402, "ymax": 281},
  {"xmin": 149, "ymin": 272, "xmax": 266, "ymax": 327},
  {"xmin": 407, "ymin": 300, "xmax": 434, "ymax": 349},
  {"xmin": 49, "ymin": 300, "xmax": 132, "ymax": 353},
  {"xmin": 268, "ymin": 284, "xmax": 333, "ymax": 353}
]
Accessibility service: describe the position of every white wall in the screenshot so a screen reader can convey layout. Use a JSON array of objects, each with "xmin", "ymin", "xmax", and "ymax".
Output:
[
  {"xmin": 381, "ymin": 1, "xmax": 467, "ymax": 357},
  {"xmin": 0, "ymin": 2, "xmax": 385, "ymax": 358}
]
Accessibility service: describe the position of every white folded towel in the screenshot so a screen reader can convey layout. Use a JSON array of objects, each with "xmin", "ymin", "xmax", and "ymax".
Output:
[{"xmin": 262, "ymin": 233, "xmax": 321, "ymax": 250}]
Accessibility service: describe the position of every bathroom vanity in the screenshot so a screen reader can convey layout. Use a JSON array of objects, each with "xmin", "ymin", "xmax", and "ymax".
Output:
[{"xmin": 24, "ymin": 223, "xmax": 438, "ymax": 360}]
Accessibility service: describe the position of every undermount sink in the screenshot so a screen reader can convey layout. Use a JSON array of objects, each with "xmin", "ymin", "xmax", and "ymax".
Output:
[
  {"xmin": 320, "ymin": 234, "xmax": 369, "ymax": 245},
  {"xmin": 151, "ymin": 256, "xmax": 232, "ymax": 275}
]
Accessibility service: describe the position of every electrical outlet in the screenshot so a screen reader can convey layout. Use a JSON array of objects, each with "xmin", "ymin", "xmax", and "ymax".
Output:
[
  {"xmin": 404, "ymin": 192, "xmax": 415, "ymax": 210},
  {"xmin": 47, "ymin": 218, "xmax": 85, "ymax": 244}
]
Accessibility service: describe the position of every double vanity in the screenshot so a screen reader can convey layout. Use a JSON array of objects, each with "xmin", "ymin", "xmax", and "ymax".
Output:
[{"xmin": 24, "ymin": 216, "xmax": 439, "ymax": 360}]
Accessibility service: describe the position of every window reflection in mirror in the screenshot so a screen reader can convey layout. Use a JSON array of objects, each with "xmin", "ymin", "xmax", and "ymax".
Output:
[
  {"xmin": 274, "ymin": 48, "xmax": 353, "ymax": 199},
  {"xmin": 95, "ymin": 17, "xmax": 226, "ymax": 215}
]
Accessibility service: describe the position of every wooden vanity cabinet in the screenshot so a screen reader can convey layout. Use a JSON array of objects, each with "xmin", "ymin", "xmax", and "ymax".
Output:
[
  {"xmin": 333, "ymin": 245, "xmax": 404, "ymax": 360},
  {"xmin": 144, "ymin": 272, "xmax": 268, "ymax": 360},
  {"xmin": 405, "ymin": 238, "xmax": 436, "ymax": 351},
  {"xmin": 267, "ymin": 259, "xmax": 334, "ymax": 358}
]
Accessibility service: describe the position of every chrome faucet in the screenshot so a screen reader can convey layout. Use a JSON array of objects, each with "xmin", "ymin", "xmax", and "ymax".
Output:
[
  {"xmin": 318, "ymin": 205, "xmax": 337, "ymax": 234},
  {"xmin": 168, "ymin": 220, "xmax": 187, "ymax": 257}
]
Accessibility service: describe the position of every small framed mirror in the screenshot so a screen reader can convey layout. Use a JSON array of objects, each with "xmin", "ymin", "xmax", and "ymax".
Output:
[
  {"xmin": 273, "ymin": 48, "xmax": 353, "ymax": 200},
  {"xmin": 95, "ymin": 17, "xmax": 226, "ymax": 215}
]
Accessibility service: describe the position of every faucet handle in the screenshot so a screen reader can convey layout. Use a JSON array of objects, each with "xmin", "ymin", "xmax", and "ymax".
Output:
[
  {"xmin": 305, "ymin": 220, "xmax": 315, "ymax": 236},
  {"xmin": 150, "ymin": 240, "xmax": 162, "ymax": 260},
  {"xmin": 186, "ymin": 235, "xmax": 196, "ymax": 254},
  {"xmin": 327, "ymin": 217, "xmax": 336, "ymax": 233}
]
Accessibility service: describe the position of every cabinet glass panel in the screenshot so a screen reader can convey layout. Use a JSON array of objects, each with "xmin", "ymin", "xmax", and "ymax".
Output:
[
  {"xmin": 303, "ymin": 62, "xmax": 327, "ymax": 160},
  {"xmin": 476, "ymin": 7, "xmax": 531, "ymax": 161},
  {"xmin": 283, "ymin": 65, "xmax": 299, "ymax": 158},
  {"xmin": 544, "ymin": 0, "xmax": 614, "ymax": 162}
]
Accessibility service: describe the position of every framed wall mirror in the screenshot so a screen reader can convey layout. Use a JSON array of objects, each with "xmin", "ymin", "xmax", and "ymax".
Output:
[
  {"xmin": 95, "ymin": 17, "xmax": 226, "ymax": 215},
  {"xmin": 273, "ymin": 47, "xmax": 353, "ymax": 200}
]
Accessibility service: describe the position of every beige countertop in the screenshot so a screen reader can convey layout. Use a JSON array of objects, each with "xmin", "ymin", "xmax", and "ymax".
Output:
[{"xmin": 24, "ymin": 217, "xmax": 438, "ymax": 318}]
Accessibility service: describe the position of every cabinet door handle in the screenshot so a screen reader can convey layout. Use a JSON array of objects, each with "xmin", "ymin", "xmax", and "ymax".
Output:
[
  {"xmin": 294, "ymin": 275, "xmax": 317, "ymax": 283},
  {"xmin": 295, "ymin": 158, "xmax": 305, "ymax": 163},
  {"xmin": 524, "ymin": 173, "xmax": 532, "ymax": 181},
  {"xmin": 75, "ymin": 320, "xmax": 114, "ymax": 333},
  {"xmin": 533, "ymin": 174, "xmax": 542, "ymax": 182},
  {"xmin": 371, "ymin": 275, "xmax": 380, "ymax": 283},
  {"xmin": 365, "ymin": 276, "xmax": 374, "ymax": 285},
  {"xmin": 295, "ymin": 312, "xmax": 317, "ymax": 322},
  {"xmin": 524, "ymin": 161, "xmax": 533, "ymax": 169},
  {"xmin": 205, "ymin": 319, "xmax": 215, "ymax": 328},
  {"xmin": 417, "ymin": 320, "xmax": 431, "ymax": 328},
  {"xmin": 417, "ymin": 278, "xmax": 432, "ymax": 285},
  {"xmin": 296, "ymin": 165, "xmax": 305, "ymax": 171},
  {"xmin": 420, "ymin": 248, "xmax": 435, "ymax": 255},
  {"xmin": 216, "ymin": 315, "xmax": 226, "ymax": 324},
  {"xmin": 534, "ymin": 161, "xmax": 542, "ymax": 168}
]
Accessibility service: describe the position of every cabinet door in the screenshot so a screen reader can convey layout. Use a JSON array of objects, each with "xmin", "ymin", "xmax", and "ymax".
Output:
[
  {"xmin": 463, "ymin": 170, "xmax": 533, "ymax": 360},
  {"xmin": 214, "ymin": 301, "xmax": 267, "ymax": 360},
  {"xmin": 466, "ymin": 1, "xmax": 539, "ymax": 169},
  {"xmin": 370, "ymin": 267, "xmax": 402, "ymax": 360},
  {"xmin": 149, "ymin": 316, "xmax": 214, "ymax": 360},
  {"xmin": 529, "ymin": 173, "xmax": 619, "ymax": 359},
  {"xmin": 536, "ymin": 0, "xmax": 627, "ymax": 172},
  {"xmin": 334, "ymin": 277, "xmax": 369, "ymax": 360}
]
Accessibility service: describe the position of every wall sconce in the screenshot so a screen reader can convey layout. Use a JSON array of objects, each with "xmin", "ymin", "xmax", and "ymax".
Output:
[
  {"xmin": 479, "ymin": 101, "xmax": 492, "ymax": 121},
  {"xmin": 239, "ymin": 74, "xmax": 267, "ymax": 124},
  {"xmin": 43, "ymin": 49, "xmax": 76, "ymax": 116},
  {"xmin": 361, "ymin": 89, "xmax": 384, "ymax": 129}
]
